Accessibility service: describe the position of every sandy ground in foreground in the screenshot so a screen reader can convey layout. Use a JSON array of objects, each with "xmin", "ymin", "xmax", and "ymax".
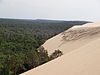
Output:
[{"xmin": 20, "ymin": 23, "xmax": 100, "ymax": 75}]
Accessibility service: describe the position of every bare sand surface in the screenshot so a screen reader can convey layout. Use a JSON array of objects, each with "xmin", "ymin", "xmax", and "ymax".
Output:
[
  {"xmin": 20, "ymin": 23, "xmax": 100, "ymax": 75},
  {"xmin": 43, "ymin": 23, "xmax": 100, "ymax": 55},
  {"xmin": 20, "ymin": 35, "xmax": 100, "ymax": 75}
]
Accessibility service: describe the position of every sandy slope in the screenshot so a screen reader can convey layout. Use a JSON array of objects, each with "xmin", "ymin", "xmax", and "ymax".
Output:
[
  {"xmin": 43, "ymin": 23, "xmax": 100, "ymax": 55},
  {"xmin": 20, "ymin": 34, "xmax": 100, "ymax": 75},
  {"xmin": 20, "ymin": 23, "xmax": 100, "ymax": 75}
]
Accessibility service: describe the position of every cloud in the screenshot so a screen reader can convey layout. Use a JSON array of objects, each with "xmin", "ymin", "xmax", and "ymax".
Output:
[{"xmin": 0, "ymin": 0, "xmax": 99, "ymax": 22}]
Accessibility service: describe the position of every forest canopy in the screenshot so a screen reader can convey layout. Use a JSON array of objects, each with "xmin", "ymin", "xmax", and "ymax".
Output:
[{"xmin": 0, "ymin": 18, "xmax": 90, "ymax": 75}]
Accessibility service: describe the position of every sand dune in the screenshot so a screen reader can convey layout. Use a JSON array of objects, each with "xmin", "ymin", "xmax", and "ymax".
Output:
[
  {"xmin": 43, "ymin": 23, "xmax": 100, "ymax": 55},
  {"xmin": 20, "ymin": 37, "xmax": 100, "ymax": 75},
  {"xmin": 20, "ymin": 23, "xmax": 100, "ymax": 75}
]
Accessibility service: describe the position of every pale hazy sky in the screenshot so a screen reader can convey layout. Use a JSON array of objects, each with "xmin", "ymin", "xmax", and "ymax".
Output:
[{"xmin": 0, "ymin": 0, "xmax": 100, "ymax": 22}]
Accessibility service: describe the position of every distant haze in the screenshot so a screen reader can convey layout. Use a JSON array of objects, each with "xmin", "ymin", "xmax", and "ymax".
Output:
[{"xmin": 0, "ymin": 0, "xmax": 100, "ymax": 22}]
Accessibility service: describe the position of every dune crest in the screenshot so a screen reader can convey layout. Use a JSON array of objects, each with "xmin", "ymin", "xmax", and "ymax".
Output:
[{"xmin": 43, "ymin": 23, "xmax": 100, "ymax": 55}]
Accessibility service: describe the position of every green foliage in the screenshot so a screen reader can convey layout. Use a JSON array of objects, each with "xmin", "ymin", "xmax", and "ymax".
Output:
[
  {"xmin": 49, "ymin": 50, "xmax": 63, "ymax": 60},
  {"xmin": 37, "ymin": 46, "xmax": 49, "ymax": 64},
  {"xmin": 0, "ymin": 19, "xmax": 88, "ymax": 75}
]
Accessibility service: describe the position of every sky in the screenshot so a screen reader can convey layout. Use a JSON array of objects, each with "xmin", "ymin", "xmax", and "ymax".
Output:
[{"xmin": 0, "ymin": 0, "xmax": 100, "ymax": 22}]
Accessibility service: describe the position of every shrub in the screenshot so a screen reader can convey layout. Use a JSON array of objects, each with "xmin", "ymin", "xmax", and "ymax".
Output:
[{"xmin": 49, "ymin": 50, "xmax": 63, "ymax": 60}]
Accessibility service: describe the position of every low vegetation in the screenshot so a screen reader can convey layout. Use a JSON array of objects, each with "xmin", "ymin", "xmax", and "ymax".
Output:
[{"xmin": 49, "ymin": 50, "xmax": 63, "ymax": 60}]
